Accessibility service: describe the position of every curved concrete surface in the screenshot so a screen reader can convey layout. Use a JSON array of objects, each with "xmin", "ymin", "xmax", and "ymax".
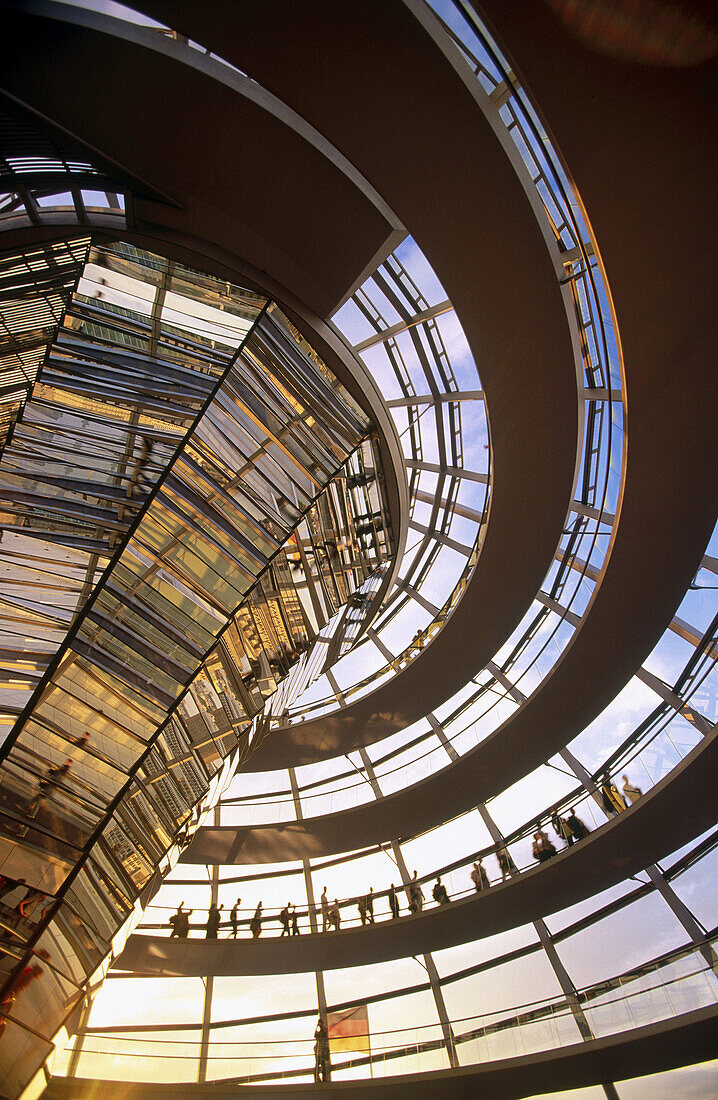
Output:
[
  {"xmin": 129, "ymin": 0, "xmax": 718, "ymax": 775},
  {"xmin": 184, "ymin": 672, "xmax": 715, "ymax": 862},
  {"xmin": 2, "ymin": 6, "xmax": 715, "ymax": 1098},
  {"xmin": 42, "ymin": 1006, "xmax": 718, "ymax": 1099},
  {"xmin": 0, "ymin": 6, "xmax": 399, "ymax": 322},
  {"xmin": 0, "ymin": 1, "xmax": 581, "ymax": 774},
  {"xmin": 118, "ymin": 724, "xmax": 718, "ymax": 975}
]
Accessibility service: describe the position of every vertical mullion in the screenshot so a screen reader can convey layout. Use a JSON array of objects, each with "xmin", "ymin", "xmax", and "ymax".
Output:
[{"xmin": 197, "ymin": 806, "xmax": 219, "ymax": 1083}]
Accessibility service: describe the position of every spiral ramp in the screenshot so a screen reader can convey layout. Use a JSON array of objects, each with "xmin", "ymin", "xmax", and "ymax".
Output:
[{"xmin": 0, "ymin": 2, "xmax": 715, "ymax": 1098}]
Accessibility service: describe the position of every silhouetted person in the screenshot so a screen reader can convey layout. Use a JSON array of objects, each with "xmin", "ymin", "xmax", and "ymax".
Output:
[
  {"xmin": 314, "ymin": 1017, "xmax": 331, "ymax": 1083},
  {"xmin": 321, "ymin": 887, "xmax": 329, "ymax": 932},
  {"xmin": 357, "ymin": 895, "xmax": 368, "ymax": 925},
  {"xmin": 16, "ymin": 887, "xmax": 47, "ymax": 921},
  {"xmin": 408, "ymin": 871, "xmax": 424, "ymax": 914},
  {"xmin": 388, "ymin": 883, "xmax": 400, "ymax": 919},
  {"xmin": 551, "ymin": 811, "xmax": 574, "ymax": 846},
  {"xmin": 27, "ymin": 759, "xmax": 72, "ymax": 817},
  {"xmin": 413, "ymin": 872, "xmax": 426, "ymax": 912},
  {"xmin": 250, "ymin": 902, "xmax": 263, "ymax": 938},
  {"xmin": 290, "ymin": 904, "xmax": 300, "ymax": 936},
  {"xmin": 0, "ymin": 948, "xmax": 52, "ymax": 1038},
  {"xmin": 366, "ymin": 886, "xmax": 374, "ymax": 923},
  {"xmin": 622, "ymin": 775, "xmax": 642, "ymax": 804},
  {"xmin": 279, "ymin": 904, "xmax": 291, "ymax": 936},
  {"xmin": 432, "ymin": 877, "xmax": 450, "ymax": 905},
  {"xmin": 566, "ymin": 807, "xmax": 590, "ymax": 841},
  {"xmin": 533, "ymin": 828, "xmax": 556, "ymax": 862},
  {"xmin": 601, "ymin": 776, "xmax": 626, "ymax": 815},
  {"xmin": 328, "ymin": 899, "xmax": 341, "ymax": 930},
  {"xmin": 230, "ymin": 897, "xmax": 241, "ymax": 938},
  {"xmin": 496, "ymin": 846, "xmax": 516, "ymax": 880},
  {"xmin": 206, "ymin": 903, "xmax": 223, "ymax": 939},
  {"xmin": 170, "ymin": 901, "xmax": 192, "ymax": 938},
  {"xmin": 471, "ymin": 859, "xmax": 489, "ymax": 892}
]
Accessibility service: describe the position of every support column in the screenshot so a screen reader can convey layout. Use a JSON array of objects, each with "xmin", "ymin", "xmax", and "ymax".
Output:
[
  {"xmin": 478, "ymin": 801, "xmax": 620, "ymax": 1099},
  {"xmin": 197, "ymin": 806, "xmax": 219, "ymax": 1084},
  {"xmin": 390, "ymin": 841, "xmax": 459, "ymax": 1068},
  {"xmin": 534, "ymin": 916, "xmax": 594, "ymax": 1043},
  {"xmin": 289, "ymin": 767, "xmax": 327, "ymax": 1057},
  {"xmin": 64, "ymin": 987, "xmax": 97, "ymax": 1080},
  {"xmin": 636, "ymin": 667, "xmax": 713, "ymax": 735},
  {"xmin": 358, "ymin": 746, "xmax": 383, "ymax": 798},
  {"xmin": 325, "ymin": 668, "xmax": 346, "ymax": 710},
  {"xmin": 427, "ymin": 713, "xmax": 459, "ymax": 762},
  {"xmin": 289, "ymin": 766, "xmax": 321, "ymax": 935},
  {"xmin": 644, "ymin": 866, "xmax": 718, "ymax": 973},
  {"xmin": 560, "ymin": 746, "xmax": 605, "ymax": 812}
]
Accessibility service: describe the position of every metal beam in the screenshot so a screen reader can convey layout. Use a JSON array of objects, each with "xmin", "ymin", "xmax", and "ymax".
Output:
[
  {"xmin": 389, "ymin": 841, "xmax": 459, "ymax": 1069},
  {"xmin": 387, "ymin": 389, "xmax": 483, "ymax": 407},
  {"xmin": 636, "ymin": 667, "xmax": 713, "ymax": 735},
  {"xmin": 581, "ymin": 388, "xmax": 623, "ymax": 402},
  {"xmin": 536, "ymin": 590, "xmax": 582, "ymax": 627},
  {"xmin": 394, "ymin": 578, "xmax": 441, "ymax": 616},
  {"xmin": 357, "ymin": 747, "xmax": 383, "ymax": 800},
  {"xmin": 534, "ymin": 916, "xmax": 595, "ymax": 1044},
  {"xmin": 414, "ymin": 490, "xmax": 486, "ymax": 524},
  {"xmin": 408, "ymin": 520, "xmax": 473, "ymax": 555},
  {"xmin": 427, "ymin": 713, "xmax": 459, "ymax": 763},
  {"xmin": 366, "ymin": 626, "xmax": 396, "ymax": 665},
  {"xmin": 405, "ymin": 459, "xmax": 488, "ymax": 484},
  {"xmin": 198, "ymin": 807, "xmax": 219, "ymax": 1084},
  {"xmin": 644, "ymin": 866, "xmax": 718, "ymax": 973},
  {"xmin": 486, "ymin": 661, "xmax": 527, "ymax": 704},
  {"xmin": 324, "ymin": 667, "xmax": 346, "ymax": 707},
  {"xmin": 571, "ymin": 501, "xmax": 615, "ymax": 524},
  {"xmin": 290, "ymin": 768, "xmax": 327, "ymax": 1041},
  {"xmin": 353, "ymin": 299, "xmax": 453, "ymax": 352}
]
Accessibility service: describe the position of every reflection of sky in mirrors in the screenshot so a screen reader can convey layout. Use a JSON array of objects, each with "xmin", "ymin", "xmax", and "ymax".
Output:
[{"xmin": 78, "ymin": 263, "xmax": 256, "ymax": 347}]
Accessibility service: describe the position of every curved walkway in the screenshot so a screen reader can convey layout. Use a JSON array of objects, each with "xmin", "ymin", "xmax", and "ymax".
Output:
[
  {"xmin": 42, "ymin": 1004, "xmax": 718, "ymax": 1099},
  {"xmin": 136, "ymin": 0, "xmax": 718, "ymax": 775},
  {"xmin": 117, "ymin": 723, "xmax": 718, "ymax": 976},
  {"xmin": 184, "ymin": 664, "xmax": 715, "ymax": 863},
  {"xmin": 0, "ymin": 1, "xmax": 582, "ymax": 773}
]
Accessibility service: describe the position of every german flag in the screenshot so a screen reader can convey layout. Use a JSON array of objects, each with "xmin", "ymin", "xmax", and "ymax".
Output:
[{"xmin": 327, "ymin": 1004, "xmax": 370, "ymax": 1054}]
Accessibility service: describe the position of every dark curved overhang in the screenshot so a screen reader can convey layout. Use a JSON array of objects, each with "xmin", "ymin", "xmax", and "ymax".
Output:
[
  {"xmin": 1, "ymin": 1, "xmax": 590, "ymax": 781},
  {"xmin": 131, "ymin": 0, "xmax": 583, "ymax": 769},
  {"xmin": 0, "ymin": 5, "xmax": 714, "ymax": 1097},
  {"xmin": 128, "ymin": 0, "xmax": 718, "ymax": 777},
  {"xmin": 2, "ymin": 7, "xmax": 712, "ymax": 786},
  {"xmin": 0, "ymin": 3, "xmax": 403, "ymax": 320},
  {"xmin": 118, "ymin": 723, "xmax": 718, "ymax": 975},
  {"xmin": 41, "ymin": 1005, "xmax": 718, "ymax": 1099}
]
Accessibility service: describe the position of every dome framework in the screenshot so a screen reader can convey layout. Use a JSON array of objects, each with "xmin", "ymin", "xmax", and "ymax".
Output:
[{"xmin": 0, "ymin": 1, "xmax": 715, "ymax": 1098}]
